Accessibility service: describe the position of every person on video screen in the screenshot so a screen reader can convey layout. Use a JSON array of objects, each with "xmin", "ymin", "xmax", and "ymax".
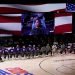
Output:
[
  {"xmin": 32, "ymin": 13, "xmax": 46, "ymax": 29},
  {"xmin": 30, "ymin": 19, "xmax": 48, "ymax": 35}
]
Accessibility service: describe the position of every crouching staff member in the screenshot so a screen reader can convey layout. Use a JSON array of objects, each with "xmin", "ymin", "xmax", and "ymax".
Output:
[
  {"xmin": 46, "ymin": 44, "xmax": 52, "ymax": 56},
  {"xmin": 3, "ymin": 47, "xmax": 9, "ymax": 59}
]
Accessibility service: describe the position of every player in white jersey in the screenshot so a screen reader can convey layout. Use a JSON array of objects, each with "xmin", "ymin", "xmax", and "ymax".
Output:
[
  {"xmin": 67, "ymin": 43, "xmax": 72, "ymax": 53},
  {"xmin": 52, "ymin": 44, "xmax": 57, "ymax": 55}
]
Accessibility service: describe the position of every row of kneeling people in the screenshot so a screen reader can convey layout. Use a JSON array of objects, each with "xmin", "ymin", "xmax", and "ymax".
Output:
[
  {"xmin": 0, "ymin": 43, "xmax": 75, "ymax": 59},
  {"xmin": 0, "ymin": 44, "xmax": 53, "ymax": 59}
]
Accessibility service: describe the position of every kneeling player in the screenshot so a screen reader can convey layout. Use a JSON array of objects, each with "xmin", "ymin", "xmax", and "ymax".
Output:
[
  {"xmin": 21, "ymin": 46, "xmax": 26, "ymax": 57},
  {"xmin": 0, "ymin": 48, "xmax": 3, "ymax": 62},
  {"xmin": 52, "ymin": 44, "xmax": 57, "ymax": 55},
  {"xmin": 9, "ymin": 47, "xmax": 15, "ymax": 58},
  {"xmin": 3, "ymin": 47, "xmax": 9, "ymax": 59},
  {"xmin": 46, "ymin": 44, "xmax": 52, "ymax": 56}
]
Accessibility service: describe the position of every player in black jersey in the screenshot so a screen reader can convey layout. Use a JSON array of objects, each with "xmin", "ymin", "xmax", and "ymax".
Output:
[
  {"xmin": 9, "ymin": 47, "xmax": 15, "ymax": 58},
  {"xmin": 73, "ymin": 43, "xmax": 75, "ymax": 54},
  {"xmin": 32, "ymin": 45, "xmax": 36, "ymax": 58},
  {"xmin": 0, "ymin": 48, "xmax": 3, "ymax": 62},
  {"xmin": 21, "ymin": 46, "xmax": 26, "ymax": 57},
  {"xmin": 3, "ymin": 47, "xmax": 9, "ymax": 59},
  {"xmin": 27, "ymin": 45, "xmax": 32, "ymax": 59},
  {"xmin": 15, "ymin": 45, "xmax": 20, "ymax": 58},
  {"xmin": 36, "ymin": 46, "xmax": 40, "ymax": 56}
]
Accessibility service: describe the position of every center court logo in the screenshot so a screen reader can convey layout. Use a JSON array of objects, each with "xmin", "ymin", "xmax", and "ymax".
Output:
[{"xmin": 0, "ymin": 67, "xmax": 33, "ymax": 75}]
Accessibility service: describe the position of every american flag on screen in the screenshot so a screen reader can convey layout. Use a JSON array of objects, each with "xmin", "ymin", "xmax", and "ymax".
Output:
[
  {"xmin": 66, "ymin": 3, "xmax": 75, "ymax": 12},
  {"xmin": 0, "ymin": 3, "xmax": 72, "ymax": 36},
  {"xmin": 0, "ymin": 14, "xmax": 22, "ymax": 36},
  {"xmin": 0, "ymin": 4, "xmax": 66, "ymax": 13},
  {"xmin": 54, "ymin": 12, "xmax": 72, "ymax": 34}
]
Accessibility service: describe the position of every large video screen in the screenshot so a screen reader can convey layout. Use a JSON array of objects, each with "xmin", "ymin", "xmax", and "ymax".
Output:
[
  {"xmin": 21, "ymin": 12, "xmax": 54, "ymax": 35},
  {"xmin": 0, "ymin": 12, "xmax": 72, "ymax": 37}
]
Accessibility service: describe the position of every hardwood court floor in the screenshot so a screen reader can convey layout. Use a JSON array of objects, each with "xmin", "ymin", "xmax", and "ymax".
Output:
[{"xmin": 0, "ymin": 54, "xmax": 75, "ymax": 75}]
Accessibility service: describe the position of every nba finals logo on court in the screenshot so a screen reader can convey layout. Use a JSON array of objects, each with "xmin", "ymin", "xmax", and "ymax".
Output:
[{"xmin": 0, "ymin": 67, "xmax": 33, "ymax": 75}]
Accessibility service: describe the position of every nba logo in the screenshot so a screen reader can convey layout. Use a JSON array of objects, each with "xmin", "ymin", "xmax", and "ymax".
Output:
[{"xmin": 0, "ymin": 67, "xmax": 33, "ymax": 75}]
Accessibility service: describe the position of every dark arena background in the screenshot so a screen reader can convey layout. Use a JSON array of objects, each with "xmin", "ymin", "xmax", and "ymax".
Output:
[{"xmin": 0, "ymin": 3, "xmax": 75, "ymax": 75}]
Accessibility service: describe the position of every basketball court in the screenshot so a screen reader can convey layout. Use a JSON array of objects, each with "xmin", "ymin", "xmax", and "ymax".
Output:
[{"xmin": 0, "ymin": 54, "xmax": 75, "ymax": 75}]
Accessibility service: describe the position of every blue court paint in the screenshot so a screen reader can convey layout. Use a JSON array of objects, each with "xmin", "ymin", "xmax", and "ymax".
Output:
[{"xmin": 0, "ymin": 69, "xmax": 10, "ymax": 75}]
